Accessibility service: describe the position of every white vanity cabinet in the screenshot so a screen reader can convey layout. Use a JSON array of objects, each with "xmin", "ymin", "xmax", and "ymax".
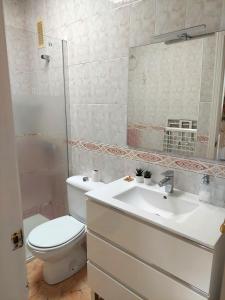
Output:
[{"xmin": 86, "ymin": 199, "xmax": 225, "ymax": 300}]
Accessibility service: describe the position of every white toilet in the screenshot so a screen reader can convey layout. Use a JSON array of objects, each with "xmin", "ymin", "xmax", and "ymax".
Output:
[{"xmin": 27, "ymin": 176, "xmax": 105, "ymax": 285}]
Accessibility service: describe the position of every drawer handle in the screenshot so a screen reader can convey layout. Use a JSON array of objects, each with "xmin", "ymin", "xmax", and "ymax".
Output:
[{"xmin": 220, "ymin": 220, "xmax": 225, "ymax": 234}]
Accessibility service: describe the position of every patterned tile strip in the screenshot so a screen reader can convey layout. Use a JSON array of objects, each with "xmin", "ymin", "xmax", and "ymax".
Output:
[{"xmin": 69, "ymin": 139, "xmax": 225, "ymax": 178}]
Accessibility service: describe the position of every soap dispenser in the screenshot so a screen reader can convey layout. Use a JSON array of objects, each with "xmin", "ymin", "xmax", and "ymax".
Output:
[{"xmin": 199, "ymin": 174, "xmax": 211, "ymax": 203}]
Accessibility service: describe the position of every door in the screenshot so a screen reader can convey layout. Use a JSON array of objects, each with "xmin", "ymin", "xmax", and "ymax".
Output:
[{"xmin": 0, "ymin": 1, "xmax": 27, "ymax": 299}]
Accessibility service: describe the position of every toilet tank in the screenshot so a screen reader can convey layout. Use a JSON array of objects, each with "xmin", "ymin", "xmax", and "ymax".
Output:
[{"xmin": 66, "ymin": 176, "xmax": 105, "ymax": 223}]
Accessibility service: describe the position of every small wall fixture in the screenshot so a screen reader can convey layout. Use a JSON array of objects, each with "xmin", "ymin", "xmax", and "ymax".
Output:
[
  {"xmin": 37, "ymin": 20, "xmax": 45, "ymax": 48},
  {"xmin": 151, "ymin": 24, "xmax": 209, "ymax": 44},
  {"xmin": 41, "ymin": 54, "xmax": 50, "ymax": 63}
]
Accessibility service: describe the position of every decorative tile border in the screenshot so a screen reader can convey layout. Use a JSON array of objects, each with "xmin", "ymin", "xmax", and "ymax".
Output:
[
  {"xmin": 68, "ymin": 139, "xmax": 225, "ymax": 179},
  {"xmin": 197, "ymin": 135, "xmax": 209, "ymax": 144}
]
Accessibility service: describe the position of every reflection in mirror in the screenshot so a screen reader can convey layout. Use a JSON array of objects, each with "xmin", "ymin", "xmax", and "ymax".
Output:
[{"xmin": 127, "ymin": 33, "xmax": 223, "ymax": 160}]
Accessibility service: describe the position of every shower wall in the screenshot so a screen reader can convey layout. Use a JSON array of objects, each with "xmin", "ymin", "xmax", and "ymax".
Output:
[{"xmin": 3, "ymin": 1, "xmax": 68, "ymax": 219}]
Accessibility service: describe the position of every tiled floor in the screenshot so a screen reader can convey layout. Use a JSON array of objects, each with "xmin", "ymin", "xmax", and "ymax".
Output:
[{"xmin": 27, "ymin": 259, "xmax": 91, "ymax": 300}]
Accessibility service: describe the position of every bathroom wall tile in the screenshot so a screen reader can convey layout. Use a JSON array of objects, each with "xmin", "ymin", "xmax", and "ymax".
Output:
[
  {"xmin": 52, "ymin": 200, "xmax": 67, "ymax": 218},
  {"xmin": 9, "ymin": 71, "xmax": 32, "ymax": 95},
  {"xmin": 90, "ymin": 60, "xmax": 110, "ymax": 104},
  {"xmin": 3, "ymin": 0, "xmax": 26, "ymax": 29},
  {"xmin": 139, "ymin": 130, "xmax": 164, "ymax": 152},
  {"xmin": 45, "ymin": 0, "xmax": 63, "ymax": 32},
  {"xmin": 220, "ymin": 0, "xmax": 225, "ymax": 29},
  {"xmin": 70, "ymin": 103, "xmax": 127, "ymax": 145},
  {"xmin": 174, "ymin": 169, "xmax": 201, "ymax": 194},
  {"xmin": 107, "ymin": 7, "xmax": 130, "ymax": 59},
  {"xmin": 185, "ymin": 0, "xmax": 223, "ymax": 32},
  {"xmin": 40, "ymin": 201, "xmax": 54, "ymax": 219},
  {"xmin": 109, "ymin": 0, "xmax": 140, "ymax": 10},
  {"xmin": 71, "ymin": 147, "xmax": 79, "ymax": 175},
  {"xmin": 195, "ymin": 142, "xmax": 208, "ymax": 159},
  {"xmin": 71, "ymin": 147, "xmax": 94, "ymax": 176},
  {"xmin": 20, "ymin": 171, "xmax": 53, "ymax": 213},
  {"xmin": 67, "ymin": 20, "xmax": 90, "ymax": 65},
  {"xmin": 35, "ymin": 69, "xmax": 50, "ymax": 96},
  {"xmin": 25, "ymin": 0, "xmax": 47, "ymax": 32},
  {"xmin": 89, "ymin": 7, "xmax": 129, "ymax": 61},
  {"xmin": 48, "ymin": 67, "xmax": 64, "ymax": 96},
  {"xmin": 73, "ymin": 0, "xmax": 92, "ymax": 21},
  {"xmin": 69, "ymin": 58, "xmax": 128, "ymax": 105},
  {"xmin": 155, "ymin": 0, "xmax": 186, "ymax": 34},
  {"xmin": 129, "ymin": 0, "xmax": 155, "ymax": 47},
  {"xmin": 70, "ymin": 104, "xmax": 93, "ymax": 141},
  {"xmin": 200, "ymin": 35, "xmax": 216, "ymax": 102},
  {"xmin": 52, "ymin": 168, "xmax": 68, "ymax": 216},
  {"xmin": 210, "ymin": 176, "xmax": 225, "ymax": 207},
  {"xmin": 198, "ymin": 102, "xmax": 212, "ymax": 136},
  {"xmin": 89, "ymin": 14, "xmax": 109, "ymax": 61},
  {"xmin": 5, "ymin": 27, "xmax": 35, "ymax": 73},
  {"xmin": 69, "ymin": 63, "xmax": 92, "ymax": 104},
  {"xmin": 90, "ymin": 0, "xmax": 111, "ymax": 16},
  {"xmin": 58, "ymin": 0, "xmax": 75, "ymax": 27},
  {"xmin": 47, "ymin": 25, "xmax": 68, "ymax": 40},
  {"xmin": 108, "ymin": 58, "xmax": 128, "ymax": 104},
  {"xmin": 16, "ymin": 136, "xmax": 54, "ymax": 173},
  {"xmin": 73, "ymin": 0, "xmax": 110, "ymax": 22},
  {"xmin": 108, "ymin": 104, "xmax": 127, "ymax": 145},
  {"xmin": 91, "ymin": 58, "xmax": 128, "ymax": 104},
  {"xmin": 89, "ymin": 104, "xmax": 114, "ymax": 144},
  {"xmin": 100, "ymin": 153, "xmax": 126, "ymax": 183}
]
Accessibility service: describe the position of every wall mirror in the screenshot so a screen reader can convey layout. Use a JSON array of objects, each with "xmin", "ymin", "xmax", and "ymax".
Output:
[{"xmin": 127, "ymin": 30, "xmax": 225, "ymax": 161}]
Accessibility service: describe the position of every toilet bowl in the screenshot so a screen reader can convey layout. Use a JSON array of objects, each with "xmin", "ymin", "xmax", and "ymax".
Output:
[{"xmin": 27, "ymin": 176, "xmax": 105, "ymax": 284}]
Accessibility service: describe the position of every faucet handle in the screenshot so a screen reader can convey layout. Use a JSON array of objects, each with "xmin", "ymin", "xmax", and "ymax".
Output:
[
  {"xmin": 202, "ymin": 174, "xmax": 210, "ymax": 185},
  {"xmin": 161, "ymin": 170, "xmax": 174, "ymax": 177}
]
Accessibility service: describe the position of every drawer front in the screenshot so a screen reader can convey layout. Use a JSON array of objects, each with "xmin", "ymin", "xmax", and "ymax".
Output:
[
  {"xmin": 88, "ymin": 262, "xmax": 142, "ymax": 300},
  {"xmin": 87, "ymin": 233, "xmax": 207, "ymax": 300},
  {"xmin": 87, "ymin": 199, "xmax": 213, "ymax": 294}
]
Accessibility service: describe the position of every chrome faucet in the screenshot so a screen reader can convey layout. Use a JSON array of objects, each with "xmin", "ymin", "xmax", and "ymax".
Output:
[
  {"xmin": 158, "ymin": 170, "xmax": 174, "ymax": 193},
  {"xmin": 202, "ymin": 174, "xmax": 210, "ymax": 185}
]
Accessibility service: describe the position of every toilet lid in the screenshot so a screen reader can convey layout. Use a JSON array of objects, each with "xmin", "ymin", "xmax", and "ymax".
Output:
[{"xmin": 28, "ymin": 216, "xmax": 85, "ymax": 248}]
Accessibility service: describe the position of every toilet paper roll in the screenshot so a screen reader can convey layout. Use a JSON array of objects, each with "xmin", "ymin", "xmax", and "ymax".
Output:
[{"xmin": 92, "ymin": 170, "xmax": 100, "ymax": 182}]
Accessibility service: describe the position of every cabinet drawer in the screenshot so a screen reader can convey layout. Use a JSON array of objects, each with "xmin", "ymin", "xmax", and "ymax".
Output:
[
  {"xmin": 87, "ymin": 199, "xmax": 213, "ymax": 294},
  {"xmin": 88, "ymin": 262, "xmax": 142, "ymax": 300},
  {"xmin": 87, "ymin": 232, "xmax": 207, "ymax": 300}
]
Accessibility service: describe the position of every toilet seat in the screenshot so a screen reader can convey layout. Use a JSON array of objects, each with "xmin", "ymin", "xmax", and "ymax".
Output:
[{"xmin": 28, "ymin": 215, "xmax": 85, "ymax": 249}]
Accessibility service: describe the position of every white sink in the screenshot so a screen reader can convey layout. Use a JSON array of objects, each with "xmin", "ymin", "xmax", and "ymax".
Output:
[{"xmin": 114, "ymin": 186, "xmax": 199, "ymax": 219}]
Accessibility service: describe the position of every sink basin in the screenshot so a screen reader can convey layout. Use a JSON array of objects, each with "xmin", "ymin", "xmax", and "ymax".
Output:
[{"xmin": 114, "ymin": 186, "xmax": 199, "ymax": 219}]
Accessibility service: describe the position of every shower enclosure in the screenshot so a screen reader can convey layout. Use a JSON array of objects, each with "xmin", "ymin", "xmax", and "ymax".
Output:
[{"xmin": 5, "ymin": 26, "xmax": 69, "ymax": 260}]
